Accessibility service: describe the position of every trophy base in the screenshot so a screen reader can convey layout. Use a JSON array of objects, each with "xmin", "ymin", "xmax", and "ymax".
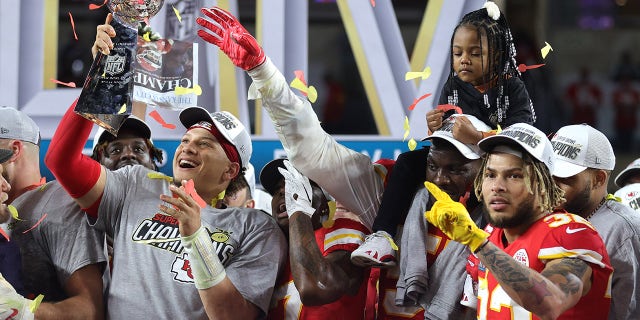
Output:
[{"xmin": 76, "ymin": 112, "xmax": 128, "ymax": 136}]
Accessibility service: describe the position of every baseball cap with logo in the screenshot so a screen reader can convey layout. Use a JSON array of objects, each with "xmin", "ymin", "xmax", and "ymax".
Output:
[
  {"xmin": 615, "ymin": 158, "xmax": 640, "ymax": 187},
  {"xmin": 549, "ymin": 124, "xmax": 615, "ymax": 178},
  {"xmin": 478, "ymin": 123, "xmax": 555, "ymax": 173},
  {"xmin": 0, "ymin": 149, "xmax": 12, "ymax": 164},
  {"xmin": 0, "ymin": 107, "xmax": 41, "ymax": 146},
  {"xmin": 614, "ymin": 183, "xmax": 640, "ymax": 213},
  {"xmin": 423, "ymin": 114, "xmax": 491, "ymax": 160},
  {"xmin": 179, "ymin": 106, "xmax": 252, "ymax": 169},
  {"xmin": 92, "ymin": 115, "xmax": 152, "ymax": 152}
]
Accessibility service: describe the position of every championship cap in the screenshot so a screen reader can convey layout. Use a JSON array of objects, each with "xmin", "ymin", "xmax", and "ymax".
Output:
[
  {"xmin": 423, "ymin": 114, "xmax": 491, "ymax": 160},
  {"xmin": 550, "ymin": 124, "xmax": 615, "ymax": 178},
  {"xmin": 0, "ymin": 107, "xmax": 41, "ymax": 146},
  {"xmin": 92, "ymin": 115, "xmax": 152, "ymax": 152},
  {"xmin": 0, "ymin": 149, "xmax": 13, "ymax": 164},
  {"xmin": 615, "ymin": 158, "xmax": 640, "ymax": 187},
  {"xmin": 259, "ymin": 158, "xmax": 333, "ymax": 201},
  {"xmin": 614, "ymin": 183, "xmax": 640, "ymax": 213},
  {"xmin": 478, "ymin": 123, "xmax": 555, "ymax": 172},
  {"xmin": 179, "ymin": 106, "xmax": 252, "ymax": 169}
]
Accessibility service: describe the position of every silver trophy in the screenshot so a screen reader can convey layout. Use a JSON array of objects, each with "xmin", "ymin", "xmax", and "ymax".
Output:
[{"xmin": 108, "ymin": 0, "xmax": 165, "ymax": 29}]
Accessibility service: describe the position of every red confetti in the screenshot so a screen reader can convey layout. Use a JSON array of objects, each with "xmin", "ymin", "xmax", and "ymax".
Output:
[
  {"xmin": 184, "ymin": 179, "xmax": 206, "ymax": 208},
  {"xmin": 68, "ymin": 12, "xmax": 78, "ymax": 40},
  {"xmin": 0, "ymin": 226, "xmax": 10, "ymax": 241},
  {"xmin": 88, "ymin": 0, "xmax": 108, "ymax": 10},
  {"xmin": 517, "ymin": 63, "xmax": 545, "ymax": 73},
  {"xmin": 436, "ymin": 104, "xmax": 462, "ymax": 114},
  {"xmin": 370, "ymin": 0, "xmax": 376, "ymax": 7},
  {"xmin": 294, "ymin": 70, "xmax": 307, "ymax": 86},
  {"xmin": 22, "ymin": 213, "xmax": 47, "ymax": 234},
  {"xmin": 149, "ymin": 110, "xmax": 176, "ymax": 129},
  {"xmin": 50, "ymin": 78, "xmax": 76, "ymax": 88},
  {"xmin": 408, "ymin": 93, "xmax": 432, "ymax": 111}
]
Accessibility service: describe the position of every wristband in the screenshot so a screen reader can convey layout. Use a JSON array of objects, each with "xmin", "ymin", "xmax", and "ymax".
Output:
[
  {"xmin": 181, "ymin": 226, "xmax": 226, "ymax": 289},
  {"xmin": 473, "ymin": 239, "xmax": 490, "ymax": 254}
]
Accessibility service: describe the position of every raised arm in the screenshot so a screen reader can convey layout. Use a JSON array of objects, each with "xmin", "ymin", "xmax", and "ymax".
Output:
[
  {"xmin": 44, "ymin": 100, "xmax": 106, "ymax": 216},
  {"xmin": 197, "ymin": 6, "xmax": 383, "ymax": 229},
  {"xmin": 278, "ymin": 161, "xmax": 365, "ymax": 304}
]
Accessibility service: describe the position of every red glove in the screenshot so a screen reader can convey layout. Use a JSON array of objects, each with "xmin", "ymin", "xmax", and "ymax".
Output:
[{"xmin": 196, "ymin": 6, "xmax": 266, "ymax": 71}]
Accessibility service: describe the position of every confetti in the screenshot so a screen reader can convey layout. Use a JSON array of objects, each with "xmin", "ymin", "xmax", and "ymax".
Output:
[
  {"xmin": 322, "ymin": 200, "xmax": 337, "ymax": 229},
  {"xmin": 29, "ymin": 295, "xmax": 44, "ymax": 313},
  {"xmin": 68, "ymin": 12, "xmax": 78, "ymax": 40},
  {"xmin": 370, "ymin": 0, "xmax": 376, "ymax": 7},
  {"xmin": 8, "ymin": 205, "xmax": 22, "ymax": 221},
  {"xmin": 408, "ymin": 138, "xmax": 417, "ymax": 151},
  {"xmin": 49, "ymin": 79, "xmax": 76, "ymax": 88},
  {"xmin": 22, "ymin": 213, "xmax": 47, "ymax": 234},
  {"xmin": 517, "ymin": 63, "xmax": 545, "ymax": 73},
  {"xmin": 408, "ymin": 93, "xmax": 432, "ymax": 111},
  {"xmin": 403, "ymin": 116, "xmax": 410, "ymax": 141},
  {"xmin": 0, "ymin": 227, "xmax": 10, "ymax": 241},
  {"xmin": 143, "ymin": 32, "xmax": 151, "ymax": 42},
  {"xmin": 184, "ymin": 179, "xmax": 206, "ymax": 208},
  {"xmin": 175, "ymin": 85, "xmax": 202, "ymax": 96},
  {"xmin": 173, "ymin": 6, "xmax": 182, "ymax": 23},
  {"xmin": 290, "ymin": 71, "xmax": 318, "ymax": 103},
  {"xmin": 405, "ymin": 66, "xmax": 432, "ymax": 81},
  {"xmin": 88, "ymin": 0, "xmax": 108, "ymax": 10},
  {"xmin": 540, "ymin": 42, "xmax": 553, "ymax": 59},
  {"xmin": 147, "ymin": 172, "xmax": 174, "ymax": 183},
  {"xmin": 436, "ymin": 104, "xmax": 463, "ymax": 114},
  {"xmin": 118, "ymin": 103, "xmax": 127, "ymax": 114},
  {"xmin": 149, "ymin": 110, "xmax": 177, "ymax": 129}
]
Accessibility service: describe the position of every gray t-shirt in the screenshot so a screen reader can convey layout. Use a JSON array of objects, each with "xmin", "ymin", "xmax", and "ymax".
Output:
[
  {"xmin": 10, "ymin": 180, "xmax": 107, "ymax": 301},
  {"xmin": 96, "ymin": 165, "xmax": 287, "ymax": 320},
  {"xmin": 590, "ymin": 199, "xmax": 640, "ymax": 320}
]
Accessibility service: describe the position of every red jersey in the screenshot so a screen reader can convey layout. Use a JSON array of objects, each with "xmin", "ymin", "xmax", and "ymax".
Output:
[
  {"xmin": 377, "ymin": 224, "xmax": 452, "ymax": 319},
  {"xmin": 266, "ymin": 218, "xmax": 370, "ymax": 320},
  {"xmin": 474, "ymin": 213, "xmax": 612, "ymax": 320},
  {"xmin": 612, "ymin": 84, "xmax": 640, "ymax": 129}
]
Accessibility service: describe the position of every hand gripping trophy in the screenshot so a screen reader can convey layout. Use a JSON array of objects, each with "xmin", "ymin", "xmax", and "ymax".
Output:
[{"xmin": 75, "ymin": 0, "xmax": 164, "ymax": 135}]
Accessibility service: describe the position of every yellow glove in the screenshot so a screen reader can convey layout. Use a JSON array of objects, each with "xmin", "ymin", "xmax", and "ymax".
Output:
[{"xmin": 424, "ymin": 182, "xmax": 489, "ymax": 252}]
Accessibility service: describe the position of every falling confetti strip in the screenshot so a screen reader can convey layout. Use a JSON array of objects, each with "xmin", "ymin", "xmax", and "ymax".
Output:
[
  {"xmin": 173, "ymin": 6, "xmax": 182, "ymax": 23},
  {"xmin": 88, "ymin": 0, "xmax": 108, "ymax": 10},
  {"xmin": 370, "ymin": 0, "xmax": 376, "ymax": 7},
  {"xmin": 184, "ymin": 179, "xmax": 206, "ymax": 208},
  {"xmin": 322, "ymin": 200, "xmax": 337, "ymax": 229},
  {"xmin": 436, "ymin": 104, "xmax": 462, "ymax": 114},
  {"xmin": 117, "ymin": 103, "xmax": 127, "ymax": 114},
  {"xmin": 68, "ymin": 12, "xmax": 78, "ymax": 40},
  {"xmin": 8, "ymin": 205, "xmax": 22, "ymax": 221},
  {"xmin": 49, "ymin": 79, "xmax": 76, "ymax": 88},
  {"xmin": 403, "ymin": 116, "xmax": 410, "ymax": 141},
  {"xmin": 290, "ymin": 71, "xmax": 318, "ymax": 103},
  {"xmin": 407, "ymin": 138, "xmax": 417, "ymax": 151},
  {"xmin": 408, "ymin": 93, "xmax": 432, "ymax": 111},
  {"xmin": 0, "ymin": 227, "xmax": 10, "ymax": 241},
  {"xmin": 405, "ymin": 66, "xmax": 432, "ymax": 81},
  {"xmin": 540, "ymin": 42, "xmax": 553, "ymax": 59},
  {"xmin": 147, "ymin": 172, "xmax": 174, "ymax": 183},
  {"xmin": 175, "ymin": 85, "xmax": 202, "ymax": 96},
  {"xmin": 517, "ymin": 63, "xmax": 545, "ymax": 73},
  {"xmin": 22, "ymin": 213, "xmax": 47, "ymax": 234},
  {"xmin": 149, "ymin": 110, "xmax": 177, "ymax": 129},
  {"xmin": 29, "ymin": 295, "xmax": 44, "ymax": 313}
]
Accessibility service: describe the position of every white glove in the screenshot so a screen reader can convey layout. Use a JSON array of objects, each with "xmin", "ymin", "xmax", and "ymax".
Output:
[
  {"xmin": 0, "ymin": 273, "xmax": 37, "ymax": 320},
  {"xmin": 278, "ymin": 160, "xmax": 315, "ymax": 218}
]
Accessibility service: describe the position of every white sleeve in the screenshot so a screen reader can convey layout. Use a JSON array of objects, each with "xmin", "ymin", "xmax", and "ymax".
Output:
[{"xmin": 247, "ymin": 59, "xmax": 384, "ymax": 229}]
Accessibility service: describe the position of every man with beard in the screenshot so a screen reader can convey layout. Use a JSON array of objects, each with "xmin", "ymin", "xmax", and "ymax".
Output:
[
  {"xmin": 260, "ymin": 159, "xmax": 371, "ymax": 319},
  {"xmin": 426, "ymin": 123, "xmax": 612, "ymax": 319},
  {"xmin": 0, "ymin": 107, "xmax": 106, "ymax": 319},
  {"xmin": 551, "ymin": 124, "xmax": 640, "ymax": 320},
  {"xmin": 90, "ymin": 115, "xmax": 163, "ymax": 171}
]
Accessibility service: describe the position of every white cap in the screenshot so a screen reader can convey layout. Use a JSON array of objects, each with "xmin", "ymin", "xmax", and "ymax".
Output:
[
  {"xmin": 550, "ymin": 124, "xmax": 615, "ymax": 178},
  {"xmin": 615, "ymin": 158, "xmax": 640, "ymax": 187},
  {"xmin": 0, "ymin": 107, "xmax": 41, "ymax": 145},
  {"xmin": 614, "ymin": 183, "xmax": 640, "ymax": 213},
  {"xmin": 424, "ymin": 114, "xmax": 491, "ymax": 160},
  {"xmin": 179, "ymin": 106, "xmax": 252, "ymax": 169},
  {"xmin": 92, "ymin": 115, "xmax": 152, "ymax": 152},
  {"xmin": 479, "ymin": 123, "xmax": 555, "ymax": 172}
]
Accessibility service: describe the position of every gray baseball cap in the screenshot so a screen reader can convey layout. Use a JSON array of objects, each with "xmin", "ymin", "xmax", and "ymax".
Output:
[{"xmin": 0, "ymin": 107, "xmax": 41, "ymax": 146}]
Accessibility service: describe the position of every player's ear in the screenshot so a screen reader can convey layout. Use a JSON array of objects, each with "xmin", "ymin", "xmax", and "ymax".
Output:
[{"xmin": 592, "ymin": 169, "xmax": 607, "ymax": 189}]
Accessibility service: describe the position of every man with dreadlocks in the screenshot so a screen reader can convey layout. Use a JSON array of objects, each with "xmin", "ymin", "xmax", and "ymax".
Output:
[
  {"xmin": 427, "ymin": 1, "xmax": 536, "ymax": 145},
  {"xmin": 426, "ymin": 123, "xmax": 612, "ymax": 319}
]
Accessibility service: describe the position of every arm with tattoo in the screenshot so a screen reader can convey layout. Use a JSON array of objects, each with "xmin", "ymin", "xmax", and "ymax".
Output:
[
  {"xmin": 287, "ymin": 213, "xmax": 365, "ymax": 306},
  {"xmin": 476, "ymin": 241, "xmax": 592, "ymax": 320}
]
